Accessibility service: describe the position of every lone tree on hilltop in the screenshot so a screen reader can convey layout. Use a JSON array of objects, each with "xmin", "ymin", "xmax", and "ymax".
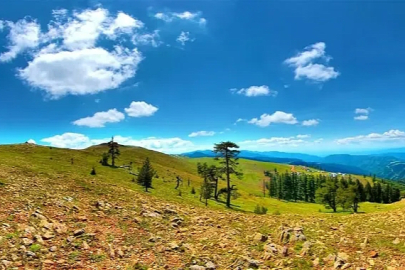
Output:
[
  {"xmin": 137, "ymin": 157, "xmax": 155, "ymax": 192},
  {"xmin": 108, "ymin": 137, "xmax": 120, "ymax": 167},
  {"xmin": 213, "ymin": 141, "xmax": 242, "ymax": 208}
]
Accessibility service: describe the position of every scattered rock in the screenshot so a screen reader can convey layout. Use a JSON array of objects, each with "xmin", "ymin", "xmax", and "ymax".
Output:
[
  {"xmin": 49, "ymin": 246, "xmax": 57, "ymax": 252},
  {"xmin": 369, "ymin": 251, "xmax": 378, "ymax": 258},
  {"xmin": 393, "ymin": 238, "xmax": 400, "ymax": 245},
  {"xmin": 22, "ymin": 238, "xmax": 33, "ymax": 246},
  {"xmin": 73, "ymin": 229, "xmax": 85, "ymax": 236},
  {"xmin": 42, "ymin": 231, "xmax": 55, "ymax": 240},
  {"xmin": 253, "ymin": 233, "xmax": 268, "ymax": 242},
  {"xmin": 337, "ymin": 252, "xmax": 349, "ymax": 262},
  {"xmin": 190, "ymin": 266, "xmax": 206, "ymax": 270},
  {"xmin": 169, "ymin": 242, "xmax": 179, "ymax": 250},
  {"xmin": 205, "ymin": 261, "xmax": 216, "ymax": 270},
  {"xmin": 82, "ymin": 241, "xmax": 90, "ymax": 250}
]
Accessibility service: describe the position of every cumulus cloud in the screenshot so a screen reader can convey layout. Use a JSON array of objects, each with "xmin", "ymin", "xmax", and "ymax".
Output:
[
  {"xmin": 336, "ymin": 130, "xmax": 405, "ymax": 144},
  {"xmin": 41, "ymin": 133, "xmax": 197, "ymax": 153},
  {"xmin": 27, "ymin": 139, "xmax": 36, "ymax": 144},
  {"xmin": 124, "ymin": 101, "xmax": 158, "ymax": 117},
  {"xmin": 154, "ymin": 11, "xmax": 206, "ymax": 25},
  {"xmin": 73, "ymin": 109, "xmax": 125, "ymax": 128},
  {"xmin": 248, "ymin": 111, "xmax": 298, "ymax": 127},
  {"xmin": 0, "ymin": 8, "xmax": 161, "ymax": 98},
  {"xmin": 41, "ymin": 132, "xmax": 94, "ymax": 149},
  {"xmin": 176, "ymin": 31, "xmax": 192, "ymax": 46},
  {"xmin": 0, "ymin": 19, "xmax": 41, "ymax": 62},
  {"xmin": 284, "ymin": 42, "xmax": 339, "ymax": 82},
  {"xmin": 230, "ymin": 85, "xmax": 277, "ymax": 97},
  {"xmin": 188, "ymin": 131, "xmax": 215, "ymax": 137},
  {"xmin": 19, "ymin": 46, "xmax": 142, "ymax": 98},
  {"xmin": 302, "ymin": 119, "xmax": 319, "ymax": 126}
]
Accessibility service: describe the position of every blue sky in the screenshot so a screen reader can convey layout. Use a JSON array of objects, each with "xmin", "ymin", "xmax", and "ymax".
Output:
[{"xmin": 1, "ymin": 0, "xmax": 405, "ymax": 154}]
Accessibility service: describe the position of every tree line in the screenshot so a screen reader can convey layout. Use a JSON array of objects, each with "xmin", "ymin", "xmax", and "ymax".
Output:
[{"xmin": 264, "ymin": 170, "xmax": 401, "ymax": 212}]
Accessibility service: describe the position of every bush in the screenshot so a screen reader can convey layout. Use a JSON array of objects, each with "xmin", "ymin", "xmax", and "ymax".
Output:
[
  {"xmin": 254, "ymin": 204, "xmax": 268, "ymax": 215},
  {"xmin": 191, "ymin": 187, "xmax": 196, "ymax": 194},
  {"xmin": 273, "ymin": 210, "xmax": 281, "ymax": 216},
  {"xmin": 90, "ymin": 167, "xmax": 96, "ymax": 175}
]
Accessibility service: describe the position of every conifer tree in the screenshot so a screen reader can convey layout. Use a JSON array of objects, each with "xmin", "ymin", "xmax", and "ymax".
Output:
[
  {"xmin": 108, "ymin": 137, "xmax": 120, "ymax": 167},
  {"xmin": 213, "ymin": 142, "xmax": 242, "ymax": 208},
  {"xmin": 137, "ymin": 157, "xmax": 155, "ymax": 192}
]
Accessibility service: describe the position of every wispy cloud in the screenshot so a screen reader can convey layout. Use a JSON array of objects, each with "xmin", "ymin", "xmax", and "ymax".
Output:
[
  {"xmin": 336, "ymin": 130, "xmax": 405, "ymax": 144},
  {"xmin": 188, "ymin": 131, "xmax": 215, "ymax": 137}
]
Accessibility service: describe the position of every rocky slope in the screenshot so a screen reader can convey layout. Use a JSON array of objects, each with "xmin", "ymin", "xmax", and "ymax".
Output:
[{"xmin": 1, "ymin": 163, "xmax": 405, "ymax": 270}]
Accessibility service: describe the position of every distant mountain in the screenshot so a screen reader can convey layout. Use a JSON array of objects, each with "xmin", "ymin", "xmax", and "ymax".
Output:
[
  {"xmin": 258, "ymin": 151, "xmax": 322, "ymax": 162},
  {"xmin": 181, "ymin": 150, "xmax": 405, "ymax": 181},
  {"xmin": 323, "ymin": 154, "xmax": 405, "ymax": 180},
  {"xmin": 181, "ymin": 150, "xmax": 216, "ymax": 158},
  {"xmin": 182, "ymin": 150, "xmax": 321, "ymax": 162}
]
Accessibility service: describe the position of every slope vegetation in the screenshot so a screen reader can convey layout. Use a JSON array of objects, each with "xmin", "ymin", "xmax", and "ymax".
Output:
[{"xmin": 1, "ymin": 144, "xmax": 405, "ymax": 269}]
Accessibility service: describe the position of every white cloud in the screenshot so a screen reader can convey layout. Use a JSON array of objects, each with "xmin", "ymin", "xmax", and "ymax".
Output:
[
  {"xmin": 0, "ymin": 8, "xmax": 161, "ymax": 98},
  {"xmin": 19, "ymin": 46, "xmax": 142, "ymax": 98},
  {"xmin": 302, "ymin": 119, "xmax": 319, "ymax": 126},
  {"xmin": 355, "ymin": 108, "xmax": 373, "ymax": 115},
  {"xmin": 296, "ymin": 134, "xmax": 310, "ymax": 139},
  {"xmin": 176, "ymin": 31, "xmax": 192, "ymax": 46},
  {"xmin": 336, "ymin": 130, "xmax": 405, "ymax": 144},
  {"xmin": 73, "ymin": 109, "xmax": 125, "ymax": 128},
  {"xmin": 27, "ymin": 139, "xmax": 36, "ymax": 144},
  {"xmin": 41, "ymin": 133, "xmax": 197, "ymax": 153},
  {"xmin": 154, "ymin": 11, "xmax": 206, "ymax": 25},
  {"xmin": 230, "ymin": 85, "xmax": 277, "ymax": 97},
  {"xmin": 354, "ymin": 107, "xmax": 373, "ymax": 120},
  {"xmin": 124, "ymin": 101, "xmax": 158, "ymax": 117},
  {"xmin": 354, "ymin": 115, "xmax": 368, "ymax": 121},
  {"xmin": 41, "ymin": 132, "xmax": 93, "ymax": 149},
  {"xmin": 284, "ymin": 42, "xmax": 339, "ymax": 82},
  {"xmin": 248, "ymin": 111, "xmax": 298, "ymax": 127},
  {"xmin": 0, "ymin": 19, "xmax": 41, "ymax": 62},
  {"xmin": 188, "ymin": 131, "xmax": 215, "ymax": 137}
]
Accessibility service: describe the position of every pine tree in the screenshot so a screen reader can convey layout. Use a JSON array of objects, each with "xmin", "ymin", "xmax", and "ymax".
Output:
[
  {"xmin": 316, "ymin": 177, "xmax": 338, "ymax": 212},
  {"xmin": 137, "ymin": 158, "xmax": 155, "ymax": 192},
  {"xmin": 108, "ymin": 137, "xmax": 120, "ymax": 167},
  {"xmin": 213, "ymin": 142, "xmax": 242, "ymax": 208},
  {"xmin": 365, "ymin": 182, "xmax": 373, "ymax": 202}
]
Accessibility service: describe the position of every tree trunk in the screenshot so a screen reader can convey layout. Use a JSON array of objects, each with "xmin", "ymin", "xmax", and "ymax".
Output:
[
  {"xmin": 214, "ymin": 178, "xmax": 218, "ymax": 201},
  {"xmin": 225, "ymin": 151, "xmax": 231, "ymax": 208}
]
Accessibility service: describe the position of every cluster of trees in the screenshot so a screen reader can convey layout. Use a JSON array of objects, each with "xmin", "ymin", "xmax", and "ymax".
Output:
[
  {"xmin": 196, "ymin": 141, "xmax": 243, "ymax": 208},
  {"xmin": 264, "ymin": 170, "xmax": 402, "ymax": 212}
]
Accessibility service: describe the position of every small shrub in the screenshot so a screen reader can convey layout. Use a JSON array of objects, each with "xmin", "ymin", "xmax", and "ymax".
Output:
[
  {"xmin": 178, "ymin": 190, "xmax": 182, "ymax": 196},
  {"xmin": 273, "ymin": 210, "xmax": 281, "ymax": 216},
  {"xmin": 254, "ymin": 204, "xmax": 268, "ymax": 215},
  {"xmin": 30, "ymin": 244, "xmax": 41, "ymax": 252},
  {"xmin": 191, "ymin": 187, "xmax": 196, "ymax": 194},
  {"xmin": 90, "ymin": 167, "xmax": 96, "ymax": 175}
]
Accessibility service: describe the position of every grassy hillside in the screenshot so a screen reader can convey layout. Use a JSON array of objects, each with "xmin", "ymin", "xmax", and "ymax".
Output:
[
  {"xmin": 0, "ymin": 143, "xmax": 399, "ymax": 215},
  {"xmin": 2, "ymin": 144, "xmax": 405, "ymax": 269}
]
